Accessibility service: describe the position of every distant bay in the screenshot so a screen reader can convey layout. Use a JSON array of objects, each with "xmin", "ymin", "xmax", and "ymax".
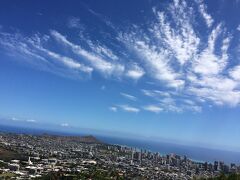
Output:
[
  {"xmin": 1, "ymin": 125, "xmax": 240, "ymax": 165},
  {"xmin": 98, "ymin": 136, "xmax": 240, "ymax": 165}
]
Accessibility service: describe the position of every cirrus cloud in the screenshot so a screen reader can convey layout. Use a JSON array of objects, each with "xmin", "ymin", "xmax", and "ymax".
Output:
[{"xmin": 1, "ymin": 0, "xmax": 240, "ymax": 114}]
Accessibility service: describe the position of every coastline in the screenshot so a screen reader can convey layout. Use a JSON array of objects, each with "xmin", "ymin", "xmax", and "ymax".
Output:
[{"xmin": 1, "ymin": 124, "xmax": 240, "ymax": 165}]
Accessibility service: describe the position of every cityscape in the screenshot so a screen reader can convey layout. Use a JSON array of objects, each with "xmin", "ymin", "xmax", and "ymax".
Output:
[{"xmin": 0, "ymin": 132, "xmax": 240, "ymax": 179}]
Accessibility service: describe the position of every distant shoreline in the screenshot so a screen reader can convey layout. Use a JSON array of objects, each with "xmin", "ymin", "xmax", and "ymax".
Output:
[{"xmin": 1, "ymin": 124, "xmax": 240, "ymax": 165}]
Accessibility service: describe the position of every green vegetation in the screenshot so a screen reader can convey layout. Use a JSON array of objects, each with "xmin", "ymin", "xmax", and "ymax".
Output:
[
  {"xmin": 0, "ymin": 161, "xmax": 7, "ymax": 168},
  {"xmin": 35, "ymin": 169, "xmax": 125, "ymax": 180},
  {"xmin": 0, "ymin": 172, "xmax": 17, "ymax": 179},
  {"xmin": 209, "ymin": 173, "xmax": 240, "ymax": 180},
  {"xmin": 0, "ymin": 146, "xmax": 26, "ymax": 161},
  {"xmin": 199, "ymin": 173, "xmax": 240, "ymax": 180}
]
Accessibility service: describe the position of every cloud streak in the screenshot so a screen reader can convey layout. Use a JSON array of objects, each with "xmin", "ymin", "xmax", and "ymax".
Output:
[
  {"xmin": 0, "ymin": 31, "xmax": 93, "ymax": 78},
  {"xmin": 143, "ymin": 105, "xmax": 163, "ymax": 113},
  {"xmin": 109, "ymin": 106, "xmax": 117, "ymax": 112},
  {"xmin": 198, "ymin": 0, "xmax": 214, "ymax": 27},
  {"xmin": 50, "ymin": 30, "xmax": 125, "ymax": 77},
  {"xmin": 119, "ymin": 105, "xmax": 140, "ymax": 113},
  {"xmin": 61, "ymin": 123, "xmax": 69, "ymax": 127},
  {"xmin": 120, "ymin": 92, "xmax": 137, "ymax": 101}
]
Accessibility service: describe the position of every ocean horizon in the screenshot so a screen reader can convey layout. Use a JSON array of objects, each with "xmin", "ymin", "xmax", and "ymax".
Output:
[{"xmin": 1, "ymin": 124, "xmax": 240, "ymax": 165}]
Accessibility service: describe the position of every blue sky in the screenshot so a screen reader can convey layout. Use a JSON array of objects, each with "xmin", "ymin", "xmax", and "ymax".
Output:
[{"xmin": 0, "ymin": 0, "xmax": 240, "ymax": 151}]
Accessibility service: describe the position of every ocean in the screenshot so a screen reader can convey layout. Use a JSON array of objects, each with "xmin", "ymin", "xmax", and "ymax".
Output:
[
  {"xmin": 1, "ymin": 125, "xmax": 240, "ymax": 164},
  {"xmin": 98, "ymin": 136, "xmax": 240, "ymax": 164}
]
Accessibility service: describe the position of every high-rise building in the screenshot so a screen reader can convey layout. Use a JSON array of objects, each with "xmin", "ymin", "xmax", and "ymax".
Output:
[
  {"xmin": 131, "ymin": 149, "xmax": 134, "ymax": 165},
  {"xmin": 214, "ymin": 161, "xmax": 218, "ymax": 171},
  {"xmin": 138, "ymin": 149, "xmax": 142, "ymax": 165}
]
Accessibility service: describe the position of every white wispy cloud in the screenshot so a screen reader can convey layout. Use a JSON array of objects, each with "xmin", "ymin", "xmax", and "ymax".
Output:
[
  {"xmin": 188, "ymin": 86, "xmax": 240, "ymax": 107},
  {"xmin": 142, "ymin": 89, "xmax": 171, "ymax": 98},
  {"xmin": 61, "ymin": 123, "xmax": 69, "ymax": 127},
  {"xmin": 28, "ymin": 37, "xmax": 93, "ymax": 73},
  {"xmin": 185, "ymin": 23, "xmax": 236, "ymax": 106},
  {"xmin": 90, "ymin": 43, "xmax": 119, "ymax": 61},
  {"xmin": 1, "ymin": 0, "xmax": 240, "ymax": 112},
  {"xmin": 50, "ymin": 30, "xmax": 125, "ymax": 77},
  {"xmin": 126, "ymin": 63, "xmax": 145, "ymax": 80},
  {"xmin": 119, "ymin": 105, "xmax": 140, "ymax": 113},
  {"xmin": 120, "ymin": 92, "xmax": 137, "ymax": 101},
  {"xmin": 153, "ymin": 6, "xmax": 200, "ymax": 66},
  {"xmin": 119, "ymin": 0, "xmax": 240, "ymax": 108},
  {"xmin": 159, "ymin": 97, "xmax": 176, "ymax": 105},
  {"xmin": 67, "ymin": 17, "xmax": 82, "ymax": 29},
  {"xmin": 132, "ymin": 39, "xmax": 184, "ymax": 88},
  {"xmin": 143, "ymin": 105, "xmax": 163, "ymax": 113},
  {"xmin": 0, "ymin": 32, "xmax": 47, "ymax": 63},
  {"xmin": 142, "ymin": 90, "xmax": 194, "ymax": 112},
  {"xmin": 192, "ymin": 24, "xmax": 227, "ymax": 76},
  {"xmin": 42, "ymin": 49, "xmax": 92, "ymax": 73},
  {"xmin": 198, "ymin": 0, "xmax": 214, "ymax": 27},
  {"xmin": 109, "ymin": 106, "xmax": 117, "ymax": 112},
  {"xmin": 237, "ymin": 25, "xmax": 240, "ymax": 31},
  {"xmin": 11, "ymin": 117, "xmax": 19, "ymax": 121},
  {"xmin": 0, "ymin": 32, "xmax": 93, "ymax": 78},
  {"xmin": 183, "ymin": 99, "xmax": 196, "ymax": 105},
  {"xmin": 229, "ymin": 65, "xmax": 240, "ymax": 81},
  {"xmin": 10, "ymin": 117, "xmax": 37, "ymax": 123},
  {"xmin": 26, "ymin": 119, "xmax": 36, "ymax": 123}
]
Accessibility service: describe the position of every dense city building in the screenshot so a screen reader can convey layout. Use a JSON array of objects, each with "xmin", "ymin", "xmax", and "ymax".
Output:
[{"xmin": 0, "ymin": 132, "xmax": 239, "ymax": 179}]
